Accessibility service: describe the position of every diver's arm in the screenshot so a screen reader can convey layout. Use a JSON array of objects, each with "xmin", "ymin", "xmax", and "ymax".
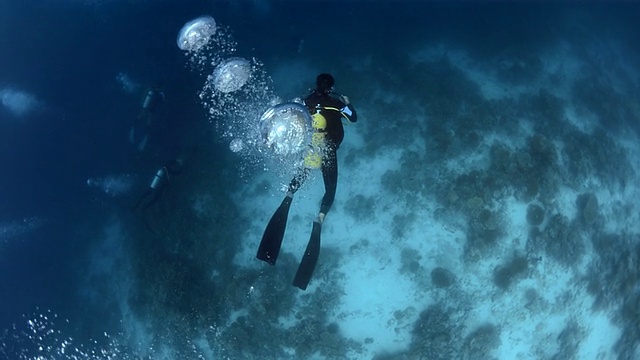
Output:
[
  {"xmin": 331, "ymin": 92, "xmax": 357, "ymax": 123},
  {"xmin": 341, "ymin": 99, "xmax": 357, "ymax": 123}
]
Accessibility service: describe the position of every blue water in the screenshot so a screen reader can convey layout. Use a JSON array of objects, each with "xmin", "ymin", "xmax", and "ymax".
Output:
[
  {"xmin": 0, "ymin": 0, "xmax": 214, "ymax": 337},
  {"xmin": 1, "ymin": 1, "xmax": 640, "ymax": 359}
]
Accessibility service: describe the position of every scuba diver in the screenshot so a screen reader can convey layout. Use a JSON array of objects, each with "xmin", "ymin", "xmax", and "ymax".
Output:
[
  {"xmin": 132, "ymin": 158, "xmax": 184, "ymax": 212},
  {"xmin": 257, "ymin": 73, "xmax": 358, "ymax": 290},
  {"xmin": 129, "ymin": 84, "xmax": 165, "ymax": 152}
]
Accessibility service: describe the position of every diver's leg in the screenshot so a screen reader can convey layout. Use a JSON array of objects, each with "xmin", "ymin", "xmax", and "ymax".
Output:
[
  {"xmin": 287, "ymin": 168, "xmax": 310, "ymax": 196},
  {"xmin": 319, "ymin": 150, "xmax": 338, "ymax": 222},
  {"xmin": 133, "ymin": 189, "xmax": 152, "ymax": 211},
  {"xmin": 143, "ymin": 189, "xmax": 163, "ymax": 210},
  {"xmin": 258, "ymin": 170, "xmax": 306, "ymax": 265},
  {"xmin": 291, "ymin": 151, "xmax": 337, "ymax": 289}
]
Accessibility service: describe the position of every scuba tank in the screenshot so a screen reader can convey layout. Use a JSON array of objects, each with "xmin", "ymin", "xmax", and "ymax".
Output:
[
  {"xmin": 150, "ymin": 167, "xmax": 168, "ymax": 190},
  {"xmin": 142, "ymin": 89, "xmax": 156, "ymax": 110},
  {"xmin": 141, "ymin": 88, "xmax": 164, "ymax": 111},
  {"xmin": 303, "ymin": 112, "xmax": 327, "ymax": 169}
]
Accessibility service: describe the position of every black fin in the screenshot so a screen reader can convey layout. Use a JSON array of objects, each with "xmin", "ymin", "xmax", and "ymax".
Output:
[
  {"xmin": 256, "ymin": 196, "xmax": 292, "ymax": 265},
  {"xmin": 292, "ymin": 221, "xmax": 322, "ymax": 290}
]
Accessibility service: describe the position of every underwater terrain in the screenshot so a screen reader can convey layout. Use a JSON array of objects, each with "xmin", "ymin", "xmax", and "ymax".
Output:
[{"xmin": 1, "ymin": 1, "xmax": 639, "ymax": 359}]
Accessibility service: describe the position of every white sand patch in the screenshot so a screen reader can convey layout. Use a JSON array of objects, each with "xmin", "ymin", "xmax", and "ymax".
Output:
[
  {"xmin": 618, "ymin": 131, "xmax": 640, "ymax": 175},
  {"xmin": 472, "ymin": 247, "xmax": 615, "ymax": 359},
  {"xmin": 443, "ymin": 143, "xmax": 489, "ymax": 173},
  {"xmin": 469, "ymin": 67, "xmax": 528, "ymax": 101},
  {"xmin": 608, "ymin": 131, "xmax": 640, "ymax": 234},
  {"xmin": 564, "ymin": 103, "xmax": 599, "ymax": 134},
  {"xmin": 327, "ymin": 197, "xmax": 467, "ymax": 357},
  {"xmin": 548, "ymin": 184, "xmax": 579, "ymax": 220},
  {"xmin": 577, "ymin": 310, "xmax": 621, "ymax": 359},
  {"xmin": 336, "ymin": 147, "xmax": 404, "ymax": 200},
  {"xmin": 518, "ymin": 118, "xmax": 536, "ymax": 139},
  {"xmin": 333, "ymin": 249, "xmax": 421, "ymax": 356},
  {"xmin": 598, "ymin": 181, "xmax": 640, "ymax": 235},
  {"xmin": 502, "ymin": 197, "xmax": 530, "ymax": 251}
]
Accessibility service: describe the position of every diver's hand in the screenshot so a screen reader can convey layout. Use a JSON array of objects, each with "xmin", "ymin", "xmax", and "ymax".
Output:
[{"xmin": 339, "ymin": 95, "xmax": 350, "ymax": 105}]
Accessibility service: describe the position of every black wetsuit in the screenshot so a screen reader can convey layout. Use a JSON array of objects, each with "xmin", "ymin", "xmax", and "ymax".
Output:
[
  {"xmin": 288, "ymin": 90, "xmax": 358, "ymax": 215},
  {"xmin": 133, "ymin": 160, "xmax": 183, "ymax": 211}
]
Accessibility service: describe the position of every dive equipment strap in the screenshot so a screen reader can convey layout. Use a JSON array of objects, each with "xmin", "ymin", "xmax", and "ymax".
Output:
[{"xmin": 316, "ymin": 105, "xmax": 351, "ymax": 125}]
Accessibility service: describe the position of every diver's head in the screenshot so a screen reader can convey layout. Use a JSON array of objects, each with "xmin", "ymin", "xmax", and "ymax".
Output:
[{"xmin": 316, "ymin": 73, "xmax": 334, "ymax": 95}]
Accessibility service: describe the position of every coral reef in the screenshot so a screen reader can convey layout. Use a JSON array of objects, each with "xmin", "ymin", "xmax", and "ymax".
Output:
[
  {"xmin": 576, "ymin": 193, "xmax": 599, "ymax": 226},
  {"xmin": 562, "ymin": 129, "xmax": 634, "ymax": 187},
  {"xmin": 343, "ymin": 194, "xmax": 377, "ymax": 222},
  {"xmin": 493, "ymin": 254, "xmax": 529, "ymax": 290},
  {"xmin": 526, "ymin": 204, "xmax": 545, "ymax": 226},
  {"xmin": 460, "ymin": 323, "xmax": 501, "ymax": 360},
  {"xmin": 400, "ymin": 247, "xmax": 423, "ymax": 275},
  {"xmin": 550, "ymin": 320, "xmax": 582, "ymax": 360},
  {"xmin": 392, "ymin": 213, "xmax": 417, "ymax": 240},
  {"xmin": 408, "ymin": 304, "xmax": 462, "ymax": 360},
  {"xmin": 527, "ymin": 133, "xmax": 557, "ymax": 170},
  {"xmin": 586, "ymin": 234, "xmax": 640, "ymax": 359},
  {"xmin": 465, "ymin": 207, "xmax": 504, "ymax": 260},
  {"xmin": 527, "ymin": 214, "xmax": 584, "ymax": 267},
  {"xmin": 431, "ymin": 267, "xmax": 456, "ymax": 288}
]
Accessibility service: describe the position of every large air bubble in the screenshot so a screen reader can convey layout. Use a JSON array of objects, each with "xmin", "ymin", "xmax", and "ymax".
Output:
[
  {"xmin": 212, "ymin": 58, "xmax": 252, "ymax": 93},
  {"xmin": 259, "ymin": 102, "xmax": 312, "ymax": 156},
  {"xmin": 177, "ymin": 16, "xmax": 217, "ymax": 52},
  {"xmin": 179, "ymin": 16, "xmax": 300, "ymax": 180}
]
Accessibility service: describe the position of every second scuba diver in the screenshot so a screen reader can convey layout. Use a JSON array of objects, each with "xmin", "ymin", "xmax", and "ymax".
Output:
[
  {"xmin": 130, "ymin": 84, "xmax": 165, "ymax": 152},
  {"xmin": 132, "ymin": 158, "xmax": 184, "ymax": 212}
]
